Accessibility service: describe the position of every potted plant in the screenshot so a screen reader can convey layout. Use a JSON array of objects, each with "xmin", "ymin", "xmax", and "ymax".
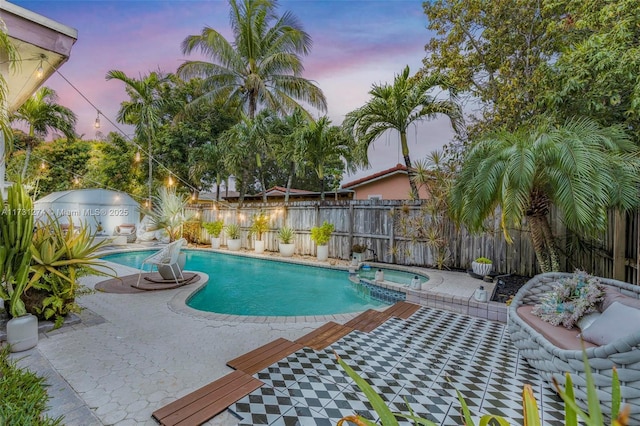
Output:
[
  {"xmin": 310, "ymin": 221, "xmax": 334, "ymax": 261},
  {"xmin": 351, "ymin": 243, "xmax": 367, "ymax": 264},
  {"xmin": 278, "ymin": 226, "xmax": 295, "ymax": 257},
  {"xmin": 225, "ymin": 223, "xmax": 241, "ymax": 251},
  {"xmin": 0, "ymin": 183, "xmax": 37, "ymax": 352},
  {"xmin": 249, "ymin": 211, "xmax": 270, "ymax": 254},
  {"xmin": 471, "ymin": 256, "xmax": 493, "ymax": 277},
  {"xmin": 202, "ymin": 220, "xmax": 224, "ymax": 249}
]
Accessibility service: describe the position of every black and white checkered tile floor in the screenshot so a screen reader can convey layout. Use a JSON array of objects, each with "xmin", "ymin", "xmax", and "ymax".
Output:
[{"xmin": 229, "ymin": 307, "xmax": 566, "ymax": 425}]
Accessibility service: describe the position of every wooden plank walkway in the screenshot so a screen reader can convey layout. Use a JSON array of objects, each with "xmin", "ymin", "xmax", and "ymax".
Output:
[
  {"xmin": 152, "ymin": 370, "xmax": 262, "ymax": 426},
  {"xmin": 384, "ymin": 301, "xmax": 421, "ymax": 319},
  {"xmin": 152, "ymin": 302, "xmax": 422, "ymax": 425},
  {"xmin": 226, "ymin": 337, "xmax": 304, "ymax": 375},
  {"xmin": 295, "ymin": 321, "xmax": 354, "ymax": 350}
]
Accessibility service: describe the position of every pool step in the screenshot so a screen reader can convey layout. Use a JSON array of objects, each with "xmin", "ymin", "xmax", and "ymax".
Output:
[
  {"xmin": 226, "ymin": 337, "xmax": 303, "ymax": 375},
  {"xmin": 151, "ymin": 370, "xmax": 262, "ymax": 426},
  {"xmin": 295, "ymin": 322, "xmax": 354, "ymax": 350}
]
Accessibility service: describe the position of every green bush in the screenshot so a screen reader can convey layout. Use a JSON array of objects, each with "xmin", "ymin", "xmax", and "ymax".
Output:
[
  {"xmin": 0, "ymin": 346, "xmax": 63, "ymax": 425},
  {"xmin": 310, "ymin": 221, "xmax": 334, "ymax": 245},
  {"xmin": 202, "ymin": 220, "xmax": 224, "ymax": 238}
]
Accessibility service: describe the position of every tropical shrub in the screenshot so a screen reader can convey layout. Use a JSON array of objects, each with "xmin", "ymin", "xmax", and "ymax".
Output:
[
  {"xmin": 474, "ymin": 257, "xmax": 492, "ymax": 264},
  {"xmin": 202, "ymin": 220, "xmax": 224, "ymax": 238},
  {"xmin": 249, "ymin": 212, "xmax": 270, "ymax": 241},
  {"xmin": 310, "ymin": 221, "xmax": 334, "ymax": 246},
  {"xmin": 182, "ymin": 220, "xmax": 202, "ymax": 244},
  {"xmin": 278, "ymin": 226, "xmax": 295, "ymax": 244},
  {"xmin": 224, "ymin": 223, "xmax": 241, "ymax": 239},
  {"xmin": 26, "ymin": 215, "xmax": 111, "ymax": 328},
  {"xmin": 0, "ymin": 183, "xmax": 34, "ymax": 318},
  {"xmin": 0, "ymin": 345, "xmax": 63, "ymax": 425},
  {"xmin": 143, "ymin": 187, "xmax": 194, "ymax": 242}
]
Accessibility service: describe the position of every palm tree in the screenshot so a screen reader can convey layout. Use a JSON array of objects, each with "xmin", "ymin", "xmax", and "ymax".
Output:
[
  {"xmin": 301, "ymin": 116, "xmax": 355, "ymax": 200},
  {"xmin": 218, "ymin": 111, "xmax": 273, "ymax": 203},
  {"xmin": 270, "ymin": 108, "xmax": 309, "ymax": 203},
  {"xmin": 178, "ymin": 0, "xmax": 326, "ymax": 119},
  {"xmin": 10, "ymin": 87, "xmax": 77, "ymax": 179},
  {"xmin": 449, "ymin": 117, "xmax": 640, "ymax": 273},
  {"xmin": 344, "ymin": 65, "xmax": 463, "ymax": 198},
  {"xmin": 106, "ymin": 70, "xmax": 169, "ymax": 203}
]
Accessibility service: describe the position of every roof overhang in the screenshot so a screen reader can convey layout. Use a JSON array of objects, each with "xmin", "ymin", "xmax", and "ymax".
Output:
[{"xmin": 1, "ymin": 1, "xmax": 78, "ymax": 112}]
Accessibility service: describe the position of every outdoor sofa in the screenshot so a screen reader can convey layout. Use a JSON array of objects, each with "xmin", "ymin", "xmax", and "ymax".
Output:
[{"xmin": 508, "ymin": 272, "xmax": 640, "ymax": 421}]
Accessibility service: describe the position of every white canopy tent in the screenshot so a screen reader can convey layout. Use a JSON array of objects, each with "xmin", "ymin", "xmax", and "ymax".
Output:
[{"xmin": 34, "ymin": 189, "xmax": 140, "ymax": 235}]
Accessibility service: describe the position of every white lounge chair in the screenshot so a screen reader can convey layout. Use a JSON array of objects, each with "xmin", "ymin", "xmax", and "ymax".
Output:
[{"xmin": 135, "ymin": 238, "xmax": 186, "ymax": 287}]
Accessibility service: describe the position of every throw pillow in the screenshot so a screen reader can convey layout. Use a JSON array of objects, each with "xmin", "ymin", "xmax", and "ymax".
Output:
[
  {"xmin": 576, "ymin": 312, "xmax": 601, "ymax": 330},
  {"xmin": 599, "ymin": 285, "xmax": 640, "ymax": 311},
  {"xmin": 581, "ymin": 302, "xmax": 640, "ymax": 346}
]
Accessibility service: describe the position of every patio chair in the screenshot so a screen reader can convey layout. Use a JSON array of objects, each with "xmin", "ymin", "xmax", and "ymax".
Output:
[
  {"xmin": 135, "ymin": 238, "xmax": 186, "ymax": 287},
  {"xmin": 114, "ymin": 223, "xmax": 137, "ymax": 243}
]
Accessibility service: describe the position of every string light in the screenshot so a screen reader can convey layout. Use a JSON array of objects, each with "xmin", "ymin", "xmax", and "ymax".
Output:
[
  {"xmin": 40, "ymin": 161, "xmax": 46, "ymax": 170},
  {"xmin": 94, "ymin": 111, "xmax": 101, "ymax": 129},
  {"xmin": 134, "ymin": 150, "xmax": 141, "ymax": 162},
  {"xmin": 73, "ymin": 176, "xmax": 79, "ymax": 185},
  {"xmin": 36, "ymin": 63, "xmax": 43, "ymax": 79},
  {"xmin": 167, "ymin": 174, "xmax": 174, "ymax": 187}
]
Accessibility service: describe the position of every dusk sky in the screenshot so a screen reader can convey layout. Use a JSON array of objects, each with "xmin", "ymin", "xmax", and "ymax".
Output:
[{"xmin": 11, "ymin": 0, "xmax": 457, "ymax": 181}]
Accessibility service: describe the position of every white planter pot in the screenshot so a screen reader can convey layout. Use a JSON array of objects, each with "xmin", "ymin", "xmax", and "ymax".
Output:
[
  {"xmin": 472, "ymin": 261, "xmax": 493, "ymax": 276},
  {"xmin": 7, "ymin": 313, "xmax": 38, "ymax": 352},
  {"xmin": 279, "ymin": 243, "xmax": 295, "ymax": 257},
  {"xmin": 159, "ymin": 252, "xmax": 187, "ymax": 280},
  {"xmin": 254, "ymin": 240, "xmax": 265, "ymax": 254},
  {"xmin": 353, "ymin": 252, "xmax": 364, "ymax": 263},
  {"xmin": 317, "ymin": 245, "xmax": 329, "ymax": 262},
  {"xmin": 227, "ymin": 238, "xmax": 241, "ymax": 251},
  {"xmin": 211, "ymin": 237, "xmax": 221, "ymax": 249}
]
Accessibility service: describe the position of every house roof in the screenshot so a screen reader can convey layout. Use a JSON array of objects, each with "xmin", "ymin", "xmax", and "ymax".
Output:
[
  {"xmin": 260, "ymin": 186, "xmax": 315, "ymax": 196},
  {"xmin": 341, "ymin": 164, "xmax": 408, "ymax": 189}
]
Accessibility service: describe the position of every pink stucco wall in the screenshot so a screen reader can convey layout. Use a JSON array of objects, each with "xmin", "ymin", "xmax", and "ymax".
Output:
[{"xmin": 351, "ymin": 174, "xmax": 429, "ymax": 200}]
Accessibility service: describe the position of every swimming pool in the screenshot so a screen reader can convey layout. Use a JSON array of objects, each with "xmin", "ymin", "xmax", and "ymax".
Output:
[
  {"xmin": 356, "ymin": 266, "xmax": 429, "ymax": 286},
  {"xmin": 101, "ymin": 250, "xmax": 388, "ymax": 316}
]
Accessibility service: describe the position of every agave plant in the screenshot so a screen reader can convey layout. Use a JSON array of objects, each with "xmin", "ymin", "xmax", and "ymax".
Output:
[{"xmin": 27, "ymin": 215, "xmax": 113, "ymax": 327}]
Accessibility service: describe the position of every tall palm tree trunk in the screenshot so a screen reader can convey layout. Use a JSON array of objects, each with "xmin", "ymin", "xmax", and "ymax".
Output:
[
  {"xmin": 284, "ymin": 161, "xmax": 295, "ymax": 204},
  {"xmin": 400, "ymin": 131, "xmax": 419, "ymax": 198},
  {"xmin": 20, "ymin": 146, "xmax": 32, "ymax": 180}
]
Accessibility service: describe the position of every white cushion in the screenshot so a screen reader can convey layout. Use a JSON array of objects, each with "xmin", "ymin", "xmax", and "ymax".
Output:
[
  {"xmin": 577, "ymin": 312, "xmax": 601, "ymax": 330},
  {"xmin": 580, "ymin": 302, "xmax": 640, "ymax": 346}
]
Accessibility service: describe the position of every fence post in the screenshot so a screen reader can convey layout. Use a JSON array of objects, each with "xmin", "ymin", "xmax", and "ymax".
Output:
[
  {"xmin": 389, "ymin": 206, "xmax": 395, "ymax": 264},
  {"xmin": 613, "ymin": 210, "xmax": 626, "ymax": 281}
]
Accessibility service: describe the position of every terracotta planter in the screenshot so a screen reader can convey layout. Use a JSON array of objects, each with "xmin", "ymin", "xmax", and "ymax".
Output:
[
  {"xmin": 279, "ymin": 243, "xmax": 295, "ymax": 257},
  {"xmin": 227, "ymin": 239, "xmax": 241, "ymax": 251}
]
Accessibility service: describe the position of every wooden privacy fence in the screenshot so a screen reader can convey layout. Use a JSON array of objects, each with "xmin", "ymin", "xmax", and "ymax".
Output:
[{"xmin": 186, "ymin": 200, "xmax": 640, "ymax": 284}]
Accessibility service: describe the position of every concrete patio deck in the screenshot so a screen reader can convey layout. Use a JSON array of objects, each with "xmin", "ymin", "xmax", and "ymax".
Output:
[{"xmin": 5, "ymin": 249, "xmax": 512, "ymax": 425}]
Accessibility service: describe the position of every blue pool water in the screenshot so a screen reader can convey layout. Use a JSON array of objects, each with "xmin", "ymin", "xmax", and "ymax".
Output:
[{"xmin": 101, "ymin": 250, "xmax": 387, "ymax": 316}]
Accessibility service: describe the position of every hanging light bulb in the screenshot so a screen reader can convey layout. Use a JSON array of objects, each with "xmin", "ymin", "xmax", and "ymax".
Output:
[
  {"xmin": 168, "ymin": 174, "xmax": 174, "ymax": 186},
  {"xmin": 40, "ymin": 161, "xmax": 46, "ymax": 170},
  {"xmin": 94, "ymin": 111, "xmax": 101, "ymax": 129},
  {"xmin": 191, "ymin": 193, "xmax": 196, "ymax": 201},
  {"xmin": 36, "ymin": 63, "xmax": 44, "ymax": 79},
  {"xmin": 74, "ymin": 176, "xmax": 79, "ymax": 185},
  {"xmin": 135, "ymin": 150, "xmax": 141, "ymax": 162}
]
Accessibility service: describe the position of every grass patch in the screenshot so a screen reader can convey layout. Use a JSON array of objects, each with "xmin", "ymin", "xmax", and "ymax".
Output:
[{"xmin": 0, "ymin": 345, "xmax": 63, "ymax": 425}]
